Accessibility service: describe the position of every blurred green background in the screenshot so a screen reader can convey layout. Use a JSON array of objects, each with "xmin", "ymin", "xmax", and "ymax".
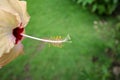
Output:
[{"xmin": 0, "ymin": 0, "xmax": 118, "ymax": 80}]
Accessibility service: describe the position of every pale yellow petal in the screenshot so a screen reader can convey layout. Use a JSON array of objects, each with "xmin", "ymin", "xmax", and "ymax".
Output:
[
  {"xmin": 8, "ymin": 0, "xmax": 30, "ymax": 26},
  {"xmin": 19, "ymin": 1, "xmax": 30, "ymax": 26},
  {"xmin": 0, "ymin": 0, "xmax": 21, "ymax": 23},
  {"xmin": 0, "ymin": 0, "xmax": 16, "ymax": 13},
  {"xmin": 8, "ymin": 0, "xmax": 22, "ymax": 14},
  {"xmin": 0, "ymin": 33, "xmax": 15, "ymax": 57},
  {"xmin": 0, "ymin": 10, "xmax": 21, "ymax": 57},
  {"xmin": 0, "ymin": 9, "xmax": 19, "ymax": 28},
  {"xmin": 0, "ymin": 43, "xmax": 23, "ymax": 67},
  {"xmin": 0, "ymin": 0, "xmax": 30, "ymax": 26}
]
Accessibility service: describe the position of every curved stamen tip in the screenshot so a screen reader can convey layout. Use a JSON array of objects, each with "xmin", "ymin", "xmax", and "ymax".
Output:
[
  {"xmin": 21, "ymin": 33, "xmax": 72, "ymax": 43},
  {"xmin": 64, "ymin": 34, "xmax": 72, "ymax": 43}
]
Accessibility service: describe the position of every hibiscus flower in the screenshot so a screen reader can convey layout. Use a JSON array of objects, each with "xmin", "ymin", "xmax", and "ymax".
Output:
[
  {"xmin": 0, "ymin": 0, "xmax": 71, "ymax": 68},
  {"xmin": 0, "ymin": 0, "xmax": 30, "ymax": 67}
]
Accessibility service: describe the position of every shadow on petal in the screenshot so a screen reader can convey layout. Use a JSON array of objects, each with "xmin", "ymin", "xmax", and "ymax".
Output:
[{"xmin": 0, "ymin": 42, "xmax": 23, "ymax": 68}]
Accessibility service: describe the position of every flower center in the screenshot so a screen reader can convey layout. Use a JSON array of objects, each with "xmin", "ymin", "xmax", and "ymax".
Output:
[{"xmin": 13, "ymin": 27, "xmax": 24, "ymax": 44}]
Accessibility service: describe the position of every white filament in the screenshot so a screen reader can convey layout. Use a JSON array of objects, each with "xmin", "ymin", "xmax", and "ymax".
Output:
[{"xmin": 21, "ymin": 34, "xmax": 71, "ymax": 43}]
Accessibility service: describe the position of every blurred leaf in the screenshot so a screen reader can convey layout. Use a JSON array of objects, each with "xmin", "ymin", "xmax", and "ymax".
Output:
[
  {"xmin": 74, "ymin": 0, "xmax": 120, "ymax": 15},
  {"xmin": 77, "ymin": 0, "xmax": 83, "ymax": 4},
  {"xmin": 108, "ymin": 4, "xmax": 117, "ymax": 14},
  {"xmin": 92, "ymin": 4, "xmax": 97, "ymax": 12},
  {"xmin": 98, "ymin": 5, "xmax": 106, "ymax": 14},
  {"xmin": 87, "ymin": 0, "xmax": 94, "ymax": 4}
]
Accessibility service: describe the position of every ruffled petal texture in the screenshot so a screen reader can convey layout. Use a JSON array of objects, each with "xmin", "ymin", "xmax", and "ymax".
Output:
[
  {"xmin": 0, "ymin": 0, "xmax": 30, "ymax": 67},
  {"xmin": 0, "ymin": 43, "xmax": 23, "ymax": 67},
  {"xmin": 0, "ymin": 10, "xmax": 18, "ymax": 57},
  {"xmin": 0, "ymin": 0, "xmax": 30, "ymax": 26}
]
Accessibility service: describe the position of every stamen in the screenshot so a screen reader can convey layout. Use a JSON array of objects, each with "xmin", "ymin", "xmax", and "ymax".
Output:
[{"xmin": 21, "ymin": 34, "xmax": 71, "ymax": 43}]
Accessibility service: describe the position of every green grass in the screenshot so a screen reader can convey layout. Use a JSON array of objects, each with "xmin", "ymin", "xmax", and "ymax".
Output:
[{"xmin": 0, "ymin": 0, "xmax": 113, "ymax": 80}]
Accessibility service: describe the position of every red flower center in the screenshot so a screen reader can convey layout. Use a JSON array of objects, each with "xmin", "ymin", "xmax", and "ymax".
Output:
[{"xmin": 13, "ymin": 24, "xmax": 24, "ymax": 44}]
